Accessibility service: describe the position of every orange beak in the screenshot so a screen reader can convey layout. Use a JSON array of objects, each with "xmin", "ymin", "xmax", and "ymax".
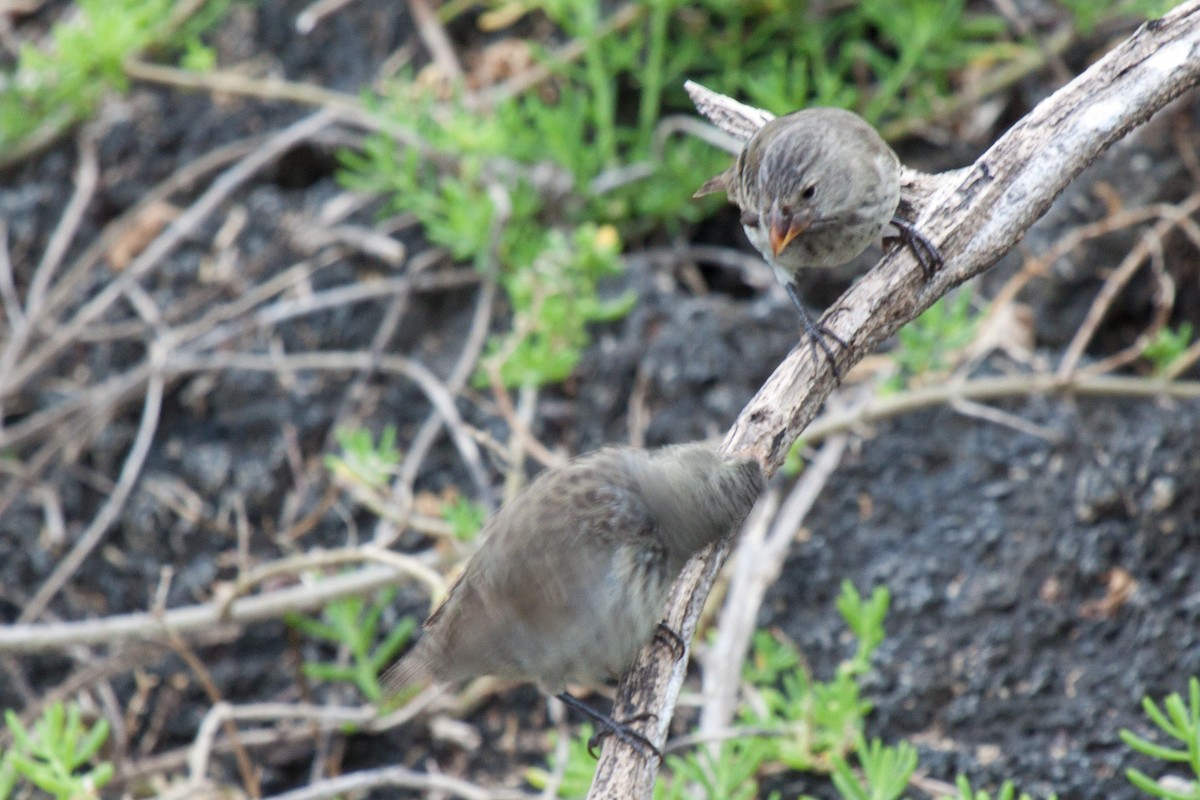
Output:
[{"xmin": 767, "ymin": 200, "xmax": 812, "ymax": 257}]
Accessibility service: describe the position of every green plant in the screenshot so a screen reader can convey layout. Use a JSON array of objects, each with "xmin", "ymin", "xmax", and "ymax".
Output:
[
  {"xmin": 479, "ymin": 223, "xmax": 635, "ymax": 388},
  {"xmin": 1121, "ymin": 677, "xmax": 1200, "ymax": 799},
  {"xmin": 657, "ymin": 736, "xmax": 780, "ymax": 800},
  {"xmin": 340, "ymin": 96, "xmax": 636, "ymax": 389},
  {"xmin": 681, "ymin": 0, "xmax": 1008, "ymax": 126},
  {"xmin": 887, "ymin": 288, "xmax": 981, "ymax": 390},
  {"xmin": 325, "ymin": 426, "xmax": 401, "ymax": 489},
  {"xmin": 520, "ymin": 579, "xmax": 1077, "ymax": 800},
  {"xmin": 0, "ymin": 0, "xmax": 229, "ymax": 157},
  {"xmin": 829, "ymin": 734, "xmax": 918, "ymax": 800},
  {"xmin": 1, "ymin": 703, "xmax": 112, "ymax": 800},
  {"xmin": 1142, "ymin": 323, "xmax": 1195, "ymax": 375},
  {"xmin": 324, "ymin": 425, "xmax": 404, "ymax": 518},
  {"xmin": 442, "ymin": 495, "xmax": 488, "ymax": 542},
  {"xmin": 744, "ymin": 581, "xmax": 889, "ymax": 772},
  {"xmin": 782, "ymin": 438, "xmax": 809, "ymax": 478},
  {"xmin": 952, "ymin": 775, "xmax": 1058, "ymax": 800},
  {"xmin": 1057, "ymin": 0, "xmax": 1176, "ymax": 33},
  {"xmin": 284, "ymin": 589, "xmax": 417, "ymax": 702}
]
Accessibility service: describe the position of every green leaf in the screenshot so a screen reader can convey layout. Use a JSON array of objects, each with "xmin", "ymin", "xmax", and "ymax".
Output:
[
  {"xmin": 1121, "ymin": 729, "xmax": 1190, "ymax": 762},
  {"xmin": 1125, "ymin": 768, "xmax": 1197, "ymax": 800}
]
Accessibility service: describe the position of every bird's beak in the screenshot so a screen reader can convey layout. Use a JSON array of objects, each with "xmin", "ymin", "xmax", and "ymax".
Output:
[{"xmin": 767, "ymin": 200, "xmax": 812, "ymax": 257}]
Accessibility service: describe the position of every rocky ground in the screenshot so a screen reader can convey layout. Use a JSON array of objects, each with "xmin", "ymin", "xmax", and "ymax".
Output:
[{"xmin": 1, "ymin": 1, "xmax": 1198, "ymax": 799}]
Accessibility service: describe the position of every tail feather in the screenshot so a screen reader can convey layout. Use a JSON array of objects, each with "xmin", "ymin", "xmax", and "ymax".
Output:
[{"xmin": 381, "ymin": 644, "xmax": 435, "ymax": 698}]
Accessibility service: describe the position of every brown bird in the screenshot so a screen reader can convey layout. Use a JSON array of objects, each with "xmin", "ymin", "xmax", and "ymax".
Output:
[
  {"xmin": 385, "ymin": 442, "xmax": 764, "ymax": 757},
  {"xmin": 695, "ymin": 107, "xmax": 942, "ymax": 375}
]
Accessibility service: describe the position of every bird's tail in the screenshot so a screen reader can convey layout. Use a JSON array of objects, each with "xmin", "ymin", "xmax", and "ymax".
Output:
[{"xmin": 381, "ymin": 643, "xmax": 436, "ymax": 698}]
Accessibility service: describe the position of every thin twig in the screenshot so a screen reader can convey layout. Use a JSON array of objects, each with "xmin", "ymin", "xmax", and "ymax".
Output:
[
  {"xmin": 699, "ymin": 435, "xmax": 849, "ymax": 742},
  {"xmin": 407, "ymin": 0, "xmax": 464, "ymax": 83},
  {"xmin": 18, "ymin": 346, "xmax": 167, "ymax": 622},
  {"xmin": 0, "ymin": 111, "xmax": 337, "ymax": 402},
  {"xmin": 0, "ymin": 129, "xmax": 98, "ymax": 387},
  {"xmin": 0, "ymin": 224, "xmax": 23, "ymax": 327},
  {"xmin": 165, "ymin": 628, "xmax": 261, "ymax": 798},
  {"xmin": 41, "ymin": 137, "xmax": 259, "ymax": 321},
  {"xmin": 0, "ymin": 566, "xmax": 403, "ymax": 653},
  {"xmin": 261, "ymin": 765, "xmax": 536, "ymax": 800},
  {"xmin": 295, "ymin": 0, "xmax": 358, "ymax": 34},
  {"xmin": 1057, "ymin": 192, "xmax": 1200, "ymax": 377},
  {"xmin": 1074, "ymin": 230, "xmax": 1173, "ymax": 377},
  {"xmin": 801, "ymin": 372, "xmax": 1200, "ymax": 445},
  {"xmin": 124, "ymin": 59, "xmax": 367, "ymax": 122},
  {"xmin": 26, "ymin": 127, "xmax": 99, "ymax": 318},
  {"xmin": 229, "ymin": 545, "xmax": 446, "ymax": 607},
  {"xmin": 391, "ymin": 186, "xmax": 509, "ymax": 521}
]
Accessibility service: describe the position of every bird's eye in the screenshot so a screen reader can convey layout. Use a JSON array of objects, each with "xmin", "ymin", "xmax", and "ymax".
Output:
[
  {"xmin": 801, "ymin": 185, "xmax": 816, "ymax": 200},
  {"xmin": 740, "ymin": 209, "xmax": 760, "ymax": 227}
]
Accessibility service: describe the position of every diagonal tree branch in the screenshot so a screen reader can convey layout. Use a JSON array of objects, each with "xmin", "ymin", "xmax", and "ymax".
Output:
[{"xmin": 588, "ymin": 3, "xmax": 1200, "ymax": 796}]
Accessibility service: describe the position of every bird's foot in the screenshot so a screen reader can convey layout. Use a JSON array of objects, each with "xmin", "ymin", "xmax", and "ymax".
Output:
[
  {"xmin": 653, "ymin": 622, "xmax": 686, "ymax": 661},
  {"xmin": 887, "ymin": 215, "xmax": 944, "ymax": 279},
  {"xmin": 785, "ymin": 283, "xmax": 847, "ymax": 381},
  {"xmin": 556, "ymin": 693, "xmax": 662, "ymax": 762},
  {"xmin": 585, "ymin": 713, "xmax": 660, "ymax": 762}
]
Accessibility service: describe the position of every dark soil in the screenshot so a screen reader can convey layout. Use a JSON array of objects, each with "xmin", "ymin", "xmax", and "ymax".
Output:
[{"xmin": 2, "ymin": 2, "xmax": 1199, "ymax": 799}]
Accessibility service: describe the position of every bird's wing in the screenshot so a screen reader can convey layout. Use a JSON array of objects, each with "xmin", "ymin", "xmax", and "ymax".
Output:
[{"xmin": 693, "ymin": 165, "xmax": 735, "ymax": 198}]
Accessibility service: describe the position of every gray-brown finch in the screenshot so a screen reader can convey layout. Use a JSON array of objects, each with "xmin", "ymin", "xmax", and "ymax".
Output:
[
  {"xmin": 384, "ymin": 442, "xmax": 763, "ymax": 758},
  {"xmin": 695, "ymin": 107, "xmax": 942, "ymax": 375}
]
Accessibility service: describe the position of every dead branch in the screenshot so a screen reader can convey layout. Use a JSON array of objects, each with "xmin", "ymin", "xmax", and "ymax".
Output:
[{"xmin": 588, "ymin": 3, "xmax": 1200, "ymax": 797}]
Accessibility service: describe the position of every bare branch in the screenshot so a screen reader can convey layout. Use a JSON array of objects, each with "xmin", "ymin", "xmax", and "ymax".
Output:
[
  {"xmin": 589, "ymin": 4, "xmax": 1200, "ymax": 796},
  {"xmin": 0, "ymin": 565, "xmax": 405, "ymax": 653}
]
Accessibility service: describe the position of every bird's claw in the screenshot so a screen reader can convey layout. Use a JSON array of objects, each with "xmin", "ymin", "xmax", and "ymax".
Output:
[
  {"xmin": 888, "ymin": 215, "xmax": 943, "ymax": 279},
  {"xmin": 557, "ymin": 693, "xmax": 663, "ymax": 763},
  {"xmin": 785, "ymin": 283, "xmax": 847, "ymax": 382},
  {"xmin": 585, "ymin": 712, "xmax": 661, "ymax": 763},
  {"xmin": 653, "ymin": 622, "xmax": 686, "ymax": 661}
]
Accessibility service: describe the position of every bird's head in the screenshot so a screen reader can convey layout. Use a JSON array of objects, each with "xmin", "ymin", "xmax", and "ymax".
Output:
[{"xmin": 741, "ymin": 120, "xmax": 829, "ymax": 259}]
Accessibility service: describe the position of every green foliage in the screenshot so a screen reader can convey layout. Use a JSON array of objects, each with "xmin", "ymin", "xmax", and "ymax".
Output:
[
  {"xmin": 1057, "ymin": 0, "xmax": 1176, "ymax": 34},
  {"xmin": 340, "ymin": 88, "xmax": 636, "ymax": 389},
  {"xmin": 1121, "ymin": 677, "xmax": 1200, "ymax": 799},
  {"xmin": 688, "ymin": 0, "xmax": 1007, "ymax": 126},
  {"xmin": 887, "ymin": 288, "xmax": 981, "ymax": 390},
  {"xmin": 657, "ymin": 737, "xmax": 781, "ymax": 800},
  {"xmin": 0, "ymin": 0, "xmax": 228, "ymax": 153},
  {"xmin": 743, "ymin": 582, "xmax": 889, "ymax": 772},
  {"xmin": 837, "ymin": 581, "xmax": 891, "ymax": 675},
  {"xmin": 284, "ymin": 589, "xmax": 417, "ymax": 703},
  {"xmin": 480, "ymin": 224, "xmax": 635, "ymax": 388},
  {"xmin": 782, "ymin": 438, "xmax": 808, "ymax": 477},
  {"xmin": 1142, "ymin": 323, "xmax": 1195, "ymax": 375},
  {"xmin": 325, "ymin": 425, "xmax": 401, "ymax": 491},
  {"xmin": 830, "ymin": 734, "xmax": 918, "ymax": 800},
  {"xmin": 953, "ymin": 775, "xmax": 1059, "ymax": 800},
  {"xmin": 340, "ymin": 136, "xmax": 512, "ymax": 265},
  {"xmin": 180, "ymin": 39, "xmax": 219, "ymax": 73},
  {"xmin": 0, "ymin": 703, "xmax": 113, "ymax": 800},
  {"xmin": 442, "ymin": 495, "xmax": 488, "ymax": 542}
]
